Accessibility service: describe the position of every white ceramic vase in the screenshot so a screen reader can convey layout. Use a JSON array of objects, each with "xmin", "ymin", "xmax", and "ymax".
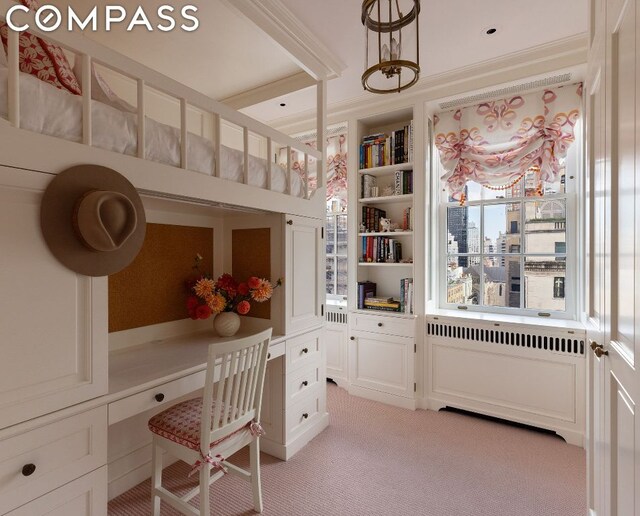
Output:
[{"xmin": 214, "ymin": 311, "xmax": 241, "ymax": 337}]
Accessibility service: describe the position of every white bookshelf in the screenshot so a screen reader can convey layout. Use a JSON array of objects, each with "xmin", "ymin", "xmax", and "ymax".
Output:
[{"xmin": 358, "ymin": 193, "xmax": 414, "ymax": 205}]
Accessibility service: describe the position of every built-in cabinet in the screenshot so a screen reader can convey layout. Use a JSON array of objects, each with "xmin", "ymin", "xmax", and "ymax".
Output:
[
  {"xmin": 343, "ymin": 107, "xmax": 422, "ymax": 409},
  {"xmin": 0, "ymin": 164, "xmax": 328, "ymax": 512},
  {"xmin": 325, "ymin": 311, "xmax": 348, "ymax": 386}
]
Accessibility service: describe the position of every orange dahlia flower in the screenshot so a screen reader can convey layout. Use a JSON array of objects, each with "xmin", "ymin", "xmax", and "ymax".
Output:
[
  {"xmin": 207, "ymin": 293, "xmax": 227, "ymax": 314},
  {"xmin": 251, "ymin": 279, "xmax": 274, "ymax": 302}
]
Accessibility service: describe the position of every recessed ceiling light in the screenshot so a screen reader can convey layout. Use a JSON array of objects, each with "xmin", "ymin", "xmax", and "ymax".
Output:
[
  {"xmin": 486, "ymin": 27, "xmax": 497, "ymax": 35},
  {"xmin": 279, "ymin": 102, "xmax": 286, "ymax": 107}
]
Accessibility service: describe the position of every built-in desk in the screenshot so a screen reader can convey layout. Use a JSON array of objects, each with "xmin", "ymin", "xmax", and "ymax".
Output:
[
  {"xmin": 107, "ymin": 329, "xmax": 286, "ymax": 426},
  {"xmin": 105, "ymin": 325, "xmax": 327, "ymax": 499}
]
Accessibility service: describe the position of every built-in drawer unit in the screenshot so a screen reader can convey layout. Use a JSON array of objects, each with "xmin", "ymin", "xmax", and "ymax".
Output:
[
  {"xmin": 286, "ymin": 363, "xmax": 322, "ymax": 404},
  {"xmin": 108, "ymin": 370, "xmax": 205, "ymax": 425},
  {"xmin": 6, "ymin": 466, "xmax": 108, "ymax": 516},
  {"xmin": 0, "ymin": 406, "xmax": 107, "ymax": 514},
  {"xmin": 285, "ymin": 389, "xmax": 322, "ymax": 441},
  {"xmin": 286, "ymin": 328, "xmax": 323, "ymax": 372},
  {"xmin": 352, "ymin": 312, "xmax": 415, "ymax": 338}
]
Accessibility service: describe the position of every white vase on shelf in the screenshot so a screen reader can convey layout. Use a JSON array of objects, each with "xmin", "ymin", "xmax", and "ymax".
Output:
[{"xmin": 214, "ymin": 312, "xmax": 241, "ymax": 337}]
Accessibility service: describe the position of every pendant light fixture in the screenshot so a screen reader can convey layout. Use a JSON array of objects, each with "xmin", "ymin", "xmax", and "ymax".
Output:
[{"xmin": 362, "ymin": 0, "xmax": 420, "ymax": 94}]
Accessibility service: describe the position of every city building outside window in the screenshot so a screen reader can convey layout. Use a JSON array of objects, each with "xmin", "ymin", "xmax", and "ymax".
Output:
[{"xmin": 441, "ymin": 158, "xmax": 575, "ymax": 317}]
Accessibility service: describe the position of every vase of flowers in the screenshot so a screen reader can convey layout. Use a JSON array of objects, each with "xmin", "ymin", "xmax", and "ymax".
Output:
[{"xmin": 186, "ymin": 265, "xmax": 281, "ymax": 337}]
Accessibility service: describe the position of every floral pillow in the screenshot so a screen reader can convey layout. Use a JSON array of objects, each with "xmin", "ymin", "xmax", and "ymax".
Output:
[{"xmin": 0, "ymin": 0, "xmax": 81, "ymax": 95}]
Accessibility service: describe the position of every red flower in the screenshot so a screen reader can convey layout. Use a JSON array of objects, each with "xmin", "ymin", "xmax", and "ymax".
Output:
[
  {"xmin": 186, "ymin": 296, "xmax": 199, "ymax": 310},
  {"xmin": 238, "ymin": 282, "xmax": 250, "ymax": 296},
  {"xmin": 195, "ymin": 305, "xmax": 212, "ymax": 320},
  {"xmin": 237, "ymin": 300, "xmax": 251, "ymax": 315},
  {"xmin": 248, "ymin": 276, "xmax": 261, "ymax": 289},
  {"xmin": 216, "ymin": 273, "xmax": 238, "ymax": 297}
]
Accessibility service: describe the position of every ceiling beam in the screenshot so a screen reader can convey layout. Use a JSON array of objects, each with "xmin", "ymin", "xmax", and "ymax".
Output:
[
  {"xmin": 222, "ymin": 0, "xmax": 345, "ymax": 81},
  {"xmin": 221, "ymin": 71, "xmax": 316, "ymax": 110}
]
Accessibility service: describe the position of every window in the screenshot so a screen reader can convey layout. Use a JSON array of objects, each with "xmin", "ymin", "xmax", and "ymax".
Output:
[
  {"xmin": 441, "ymin": 163, "xmax": 573, "ymax": 316},
  {"xmin": 326, "ymin": 211, "xmax": 348, "ymax": 303}
]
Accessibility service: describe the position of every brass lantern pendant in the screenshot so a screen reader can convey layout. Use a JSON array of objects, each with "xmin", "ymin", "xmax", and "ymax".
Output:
[{"xmin": 362, "ymin": 0, "xmax": 420, "ymax": 94}]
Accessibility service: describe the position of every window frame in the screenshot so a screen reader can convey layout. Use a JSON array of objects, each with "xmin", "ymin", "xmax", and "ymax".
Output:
[
  {"xmin": 326, "ymin": 211, "xmax": 348, "ymax": 305},
  {"xmin": 436, "ymin": 147, "xmax": 579, "ymax": 320}
]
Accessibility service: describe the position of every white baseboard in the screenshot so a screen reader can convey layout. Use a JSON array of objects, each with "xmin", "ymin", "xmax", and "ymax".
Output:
[
  {"xmin": 108, "ymin": 447, "xmax": 179, "ymax": 500},
  {"xmin": 327, "ymin": 376, "xmax": 349, "ymax": 390},
  {"xmin": 427, "ymin": 394, "xmax": 585, "ymax": 448},
  {"xmin": 348, "ymin": 385, "xmax": 417, "ymax": 410}
]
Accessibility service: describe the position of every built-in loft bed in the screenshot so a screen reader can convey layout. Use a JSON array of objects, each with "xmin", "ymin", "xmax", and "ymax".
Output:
[{"xmin": 0, "ymin": 0, "xmax": 327, "ymax": 219}]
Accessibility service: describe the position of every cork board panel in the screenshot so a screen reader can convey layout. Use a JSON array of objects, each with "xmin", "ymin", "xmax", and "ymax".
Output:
[
  {"xmin": 232, "ymin": 228, "xmax": 271, "ymax": 320},
  {"xmin": 109, "ymin": 223, "xmax": 214, "ymax": 333}
]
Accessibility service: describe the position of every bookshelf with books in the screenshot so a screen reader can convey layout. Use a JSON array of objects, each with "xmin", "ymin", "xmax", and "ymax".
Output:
[
  {"xmin": 355, "ymin": 111, "xmax": 415, "ymax": 316},
  {"xmin": 347, "ymin": 106, "xmax": 422, "ymax": 409}
]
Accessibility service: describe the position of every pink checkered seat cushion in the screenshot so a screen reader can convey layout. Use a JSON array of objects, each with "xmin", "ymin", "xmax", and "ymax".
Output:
[{"xmin": 148, "ymin": 397, "xmax": 252, "ymax": 453}]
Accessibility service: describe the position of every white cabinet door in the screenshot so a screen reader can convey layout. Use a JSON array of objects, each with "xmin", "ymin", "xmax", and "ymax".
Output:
[
  {"xmin": 0, "ymin": 168, "xmax": 108, "ymax": 429},
  {"xmin": 325, "ymin": 323, "xmax": 347, "ymax": 383},
  {"xmin": 350, "ymin": 331, "xmax": 414, "ymax": 398},
  {"xmin": 284, "ymin": 215, "xmax": 324, "ymax": 334}
]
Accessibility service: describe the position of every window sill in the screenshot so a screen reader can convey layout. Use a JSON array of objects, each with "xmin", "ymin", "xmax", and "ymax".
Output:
[{"xmin": 425, "ymin": 307, "xmax": 586, "ymax": 331}]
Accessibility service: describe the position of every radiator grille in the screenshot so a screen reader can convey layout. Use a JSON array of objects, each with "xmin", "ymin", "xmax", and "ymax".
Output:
[
  {"xmin": 427, "ymin": 321, "xmax": 585, "ymax": 356},
  {"xmin": 326, "ymin": 310, "xmax": 347, "ymax": 325}
]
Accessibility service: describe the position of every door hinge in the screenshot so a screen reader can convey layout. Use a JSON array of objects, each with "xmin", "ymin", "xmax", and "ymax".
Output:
[
  {"xmin": 321, "ymin": 227, "xmax": 324, "ymax": 239},
  {"xmin": 414, "ymin": 343, "xmax": 417, "ymax": 353},
  {"xmin": 321, "ymin": 304, "xmax": 324, "ymax": 317},
  {"xmin": 414, "ymin": 382, "xmax": 417, "ymax": 392}
]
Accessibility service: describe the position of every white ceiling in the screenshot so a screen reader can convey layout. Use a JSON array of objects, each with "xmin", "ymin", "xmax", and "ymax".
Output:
[
  {"xmin": 50, "ymin": 1, "xmax": 588, "ymax": 122},
  {"xmin": 242, "ymin": 0, "xmax": 588, "ymax": 122},
  {"xmin": 54, "ymin": 0, "xmax": 302, "ymax": 100}
]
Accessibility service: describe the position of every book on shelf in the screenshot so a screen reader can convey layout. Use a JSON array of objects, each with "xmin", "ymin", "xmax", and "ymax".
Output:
[
  {"xmin": 361, "ymin": 236, "xmax": 402, "ymax": 263},
  {"xmin": 357, "ymin": 281, "xmax": 377, "ymax": 310},
  {"xmin": 359, "ymin": 122, "xmax": 413, "ymax": 169},
  {"xmin": 394, "ymin": 169, "xmax": 413, "ymax": 195},
  {"xmin": 399, "ymin": 278, "xmax": 414, "ymax": 314},
  {"xmin": 361, "ymin": 206, "xmax": 386, "ymax": 232},
  {"xmin": 402, "ymin": 207, "xmax": 413, "ymax": 231},
  {"xmin": 361, "ymin": 174, "xmax": 377, "ymax": 199},
  {"xmin": 363, "ymin": 299, "xmax": 401, "ymax": 312}
]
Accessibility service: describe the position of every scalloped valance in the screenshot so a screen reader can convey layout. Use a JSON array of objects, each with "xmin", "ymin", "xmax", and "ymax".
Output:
[{"xmin": 434, "ymin": 83, "xmax": 583, "ymax": 202}]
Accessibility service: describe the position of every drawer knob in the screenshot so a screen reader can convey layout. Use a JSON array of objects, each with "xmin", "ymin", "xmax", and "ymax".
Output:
[
  {"xmin": 302, "ymin": 413, "xmax": 309, "ymax": 420},
  {"xmin": 378, "ymin": 322, "xmax": 383, "ymax": 327},
  {"xmin": 302, "ymin": 347, "xmax": 309, "ymax": 354},
  {"xmin": 287, "ymin": 219, "xmax": 293, "ymax": 225},
  {"xmin": 267, "ymin": 353, "xmax": 271, "ymax": 360},
  {"xmin": 155, "ymin": 393, "xmax": 165, "ymax": 402},
  {"xmin": 350, "ymin": 336, "xmax": 355, "ymax": 341},
  {"xmin": 22, "ymin": 464, "xmax": 36, "ymax": 477},
  {"xmin": 302, "ymin": 380, "xmax": 309, "ymax": 387}
]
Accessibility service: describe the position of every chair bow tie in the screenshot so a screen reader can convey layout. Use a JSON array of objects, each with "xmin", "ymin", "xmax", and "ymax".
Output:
[{"xmin": 189, "ymin": 453, "xmax": 227, "ymax": 478}]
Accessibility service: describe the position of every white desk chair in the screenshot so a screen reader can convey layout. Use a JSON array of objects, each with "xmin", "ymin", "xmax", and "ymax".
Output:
[{"xmin": 148, "ymin": 328, "xmax": 272, "ymax": 515}]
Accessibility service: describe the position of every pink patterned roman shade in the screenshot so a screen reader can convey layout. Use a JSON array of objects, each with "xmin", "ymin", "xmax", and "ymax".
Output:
[{"xmin": 434, "ymin": 84, "xmax": 583, "ymax": 203}]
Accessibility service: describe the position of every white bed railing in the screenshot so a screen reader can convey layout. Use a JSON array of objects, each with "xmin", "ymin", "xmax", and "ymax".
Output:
[{"xmin": 0, "ymin": 1, "xmax": 325, "ymax": 200}]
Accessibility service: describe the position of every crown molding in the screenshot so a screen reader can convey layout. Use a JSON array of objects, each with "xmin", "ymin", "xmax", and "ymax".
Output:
[
  {"xmin": 221, "ymin": 71, "xmax": 316, "ymax": 110},
  {"xmin": 223, "ymin": 0, "xmax": 346, "ymax": 81},
  {"xmin": 269, "ymin": 33, "xmax": 589, "ymax": 133}
]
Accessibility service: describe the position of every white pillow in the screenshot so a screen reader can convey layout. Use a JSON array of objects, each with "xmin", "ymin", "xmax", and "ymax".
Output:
[{"xmin": 72, "ymin": 59, "xmax": 136, "ymax": 113}]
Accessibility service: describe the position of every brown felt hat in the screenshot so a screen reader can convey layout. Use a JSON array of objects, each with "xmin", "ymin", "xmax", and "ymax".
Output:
[{"xmin": 41, "ymin": 165, "xmax": 146, "ymax": 277}]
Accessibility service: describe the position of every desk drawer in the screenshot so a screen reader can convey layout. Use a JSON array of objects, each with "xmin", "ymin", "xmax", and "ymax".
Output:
[
  {"xmin": 267, "ymin": 341, "xmax": 286, "ymax": 361},
  {"xmin": 285, "ymin": 389, "xmax": 321, "ymax": 441},
  {"xmin": 286, "ymin": 363, "xmax": 322, "ymax": 404},
  {"xmin": 286, "ymin": 329, "xmax": 323, "ymax": 372},
  {"xmin": 109, "ymin": 371, "xmax": 205, "ymax": 425},
  {"xmin": 352, "ymin": 313, "xmax": 414, "ymax": 338},
  {"xmin": 0, "ymin": 407, "xmax": 107, "ymax": 514},
  {"xmin": 6, "ymin": 466, "xmax": 108, "ymax": 516}
]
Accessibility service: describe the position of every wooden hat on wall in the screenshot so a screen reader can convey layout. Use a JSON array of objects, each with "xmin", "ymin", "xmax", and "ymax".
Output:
[{"xmin": 41, "ymin": 165, "xmax": 146, "ymax": 277}]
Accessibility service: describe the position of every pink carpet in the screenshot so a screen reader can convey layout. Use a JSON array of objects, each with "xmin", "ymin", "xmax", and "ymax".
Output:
[{"xmin": 109, "ymin": 384, "xmax": 586, "ymax": 515}]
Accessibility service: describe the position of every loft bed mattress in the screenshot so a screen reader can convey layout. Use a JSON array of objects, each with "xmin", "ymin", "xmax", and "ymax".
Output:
[{"xmin": 0, "ymin": 66, "xmax": 304, "ymax": 197}]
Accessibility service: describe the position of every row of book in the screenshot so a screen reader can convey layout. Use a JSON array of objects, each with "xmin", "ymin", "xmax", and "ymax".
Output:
[
  {"xmin": 361, "ymin": 174, "xmax": 378, "ymax": 199},
  {"xmin": 359, "ymin": 122, "xmax": 414, "ymax": 169},
  {"xmin": 394, "ymin": 170, "xmax": 413, "ymax": 195},
  {"xmin": 356, "ymin": 279, "xmax": 414, "ymax": 313},
  {"xmin": 400, "ymin": 278, "xmax": 414, "ymax": 314},
  {"xmin": 402, "ymin": 207, "xmax": 414, "ymax": 232},
  {"xmin": 361, "ymin": 206, "xmax": 386, "ymax": 232},
  {"xmin": 361, "ymin": 236, "xmax": 403, "ymax": 263}
]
